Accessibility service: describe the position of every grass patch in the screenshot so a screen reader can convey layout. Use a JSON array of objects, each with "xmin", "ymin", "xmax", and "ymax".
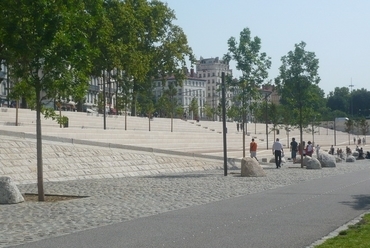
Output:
[{"xmin": 316, "ymin": 214, "xmax": 370, "ymax": 247}]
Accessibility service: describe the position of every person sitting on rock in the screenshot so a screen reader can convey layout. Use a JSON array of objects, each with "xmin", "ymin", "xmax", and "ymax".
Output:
[
  {"xmin": 346, "ymin": 146, "xmax": 352, "ymax": 156},
  {"xmin": 366, "ymin": 151, "xmax": 370, "ymax": 159},
  {"xmin": 358, "ymin": 148, "xmax": 364, "ymax": 159}
]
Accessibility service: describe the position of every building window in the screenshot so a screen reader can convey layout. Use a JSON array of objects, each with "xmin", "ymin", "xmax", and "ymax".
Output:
[
  {"xmin": 207, "ymin": 73, "xmax": 210, "ymax": 77},
  {"xmin": 199, "ymin": 74, "xmax": 202, "ymax": 78},
  {"xmin": 212, "ymin": 72, "xmax": 215, "ymax": 76}
]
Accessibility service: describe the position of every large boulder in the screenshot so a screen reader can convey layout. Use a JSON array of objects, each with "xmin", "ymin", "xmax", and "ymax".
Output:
[
  {"xmin": 303, "ymin": 156, "xmax": 312, "ymax": 167},
  {"xmin": 346, "ymin": 156, "xmax": 356, "ymax": 163},
  {"xmin": 335, "ymin": 157, "xmax": 343, "ymax": 163},
  {"xmin": 317, "ymin": 153, "xmax": 336, "ymax": 167},
  {"xmin": 241, "ymin": 157, "xmax": 266, "ymax": 177},
  {"xmin": 0, "ymin": 176, "xmax": 24, "ymax": 204},
  {"xmin": 306, "ymin": 157, "xmax": 322, "ymax": 169}
]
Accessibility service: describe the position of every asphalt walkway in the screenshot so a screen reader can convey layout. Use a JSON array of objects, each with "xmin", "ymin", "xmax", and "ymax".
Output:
[{"xmin": 4, "ymin": 162, "xmax": 370, "ymax": 248}]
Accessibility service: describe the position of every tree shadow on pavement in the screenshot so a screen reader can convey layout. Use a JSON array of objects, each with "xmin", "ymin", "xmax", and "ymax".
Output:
[{"xmin": 340, "ymin": 194, "xmax": 370, "ymax": 210}]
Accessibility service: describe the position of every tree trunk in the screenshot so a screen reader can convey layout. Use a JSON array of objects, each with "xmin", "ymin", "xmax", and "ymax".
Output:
[
  {"xmin": 36, "ymin": 89, "xmax": 45, "ymax": 201},
  {"xmin": 300, "ymin": 125, "xmax": 304, "ymax": 168},
  {"xmin": 15, "ymin": 100, "xmax": 19, "ymax": 126},
  {"xmin": 148, "ymin": 113, "xmax": 151, "ymax": 131}
]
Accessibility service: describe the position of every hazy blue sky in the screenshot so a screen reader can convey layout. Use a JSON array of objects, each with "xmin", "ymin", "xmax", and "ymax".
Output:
[{"xmin": 164, "ymin": 0, "xmax": 370, "ymax": 95}]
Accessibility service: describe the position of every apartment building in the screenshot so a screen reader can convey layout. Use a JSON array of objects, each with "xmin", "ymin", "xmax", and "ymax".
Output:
[
  {"xmin": 195, "ymin": 57, "xmax": 233, "ymax": 117},
  {"xmin": 152, "ymin": 68, "xmax": 206, "ymax": 119}
]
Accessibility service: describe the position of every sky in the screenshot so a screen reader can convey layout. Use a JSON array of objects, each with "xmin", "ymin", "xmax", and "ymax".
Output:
[{"xmin": 164, "ymin": 0, "xmax": 370, "ymax": 96}]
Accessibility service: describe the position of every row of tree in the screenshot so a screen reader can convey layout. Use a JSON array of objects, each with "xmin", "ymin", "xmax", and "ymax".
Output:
[
  {"xmin": 0, "ymin": 0, "xmax": 194, "ymax": 200},
  {"xmin": 1, "ymin": 1, "xmax": 368, "ymax": 198}
]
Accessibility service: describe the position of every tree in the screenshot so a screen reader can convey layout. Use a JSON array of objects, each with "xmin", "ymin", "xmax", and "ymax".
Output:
[
  {"xmin": 137, "ymin": 86, "xmax": 156, "ymax": 131},
  {"xmin": 224, "ymin": 27, "xmax": 271, "ymax": 157},
  {"xmin": 189, "ymin": 97, "xmax": 199, "ymax": 120},
  {"xmin": 204, "ymin": 102, "xmax": 213, "ymax": 120},
  {"xmin": 351, "ymin": 88, "xmax": 370, "ymax": 117},
  {"xmin": 127, "ymin": 0, "xmax": 194, "ymax": 117},
  {"xmin": 1, "ymin": 0, "xmax": 97, "ymax": 200},
  {"xmin": 227, "ymin": 105, "xmax": 240, "ymax": 122},
  {"xmin": 357, "ymin": 117, "xmax": 369, "ymax": 137},
  {"xmin": 326, "ymin": 87, "xmax": 350, "ymax": 114},
  {"xmin": 162, "ymin": 83, "xmax": 178, "ymax": 132},
  {"xmin": 275, "ymin": 42, "xmax": 321, "ymax": 168},
  {"xmin": 268, "ymin": 103, "xmax": 280, "ymax": 141},
  {"xmin": 344, "ymin": 119, "xmax": 354, "ymax": 145}
]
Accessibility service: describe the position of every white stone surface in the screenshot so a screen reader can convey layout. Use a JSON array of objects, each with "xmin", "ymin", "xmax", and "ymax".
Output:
[
  {"xmin": 0, "ymin": 176, "xmax": 24, "ymax": 204},
  {"xmin": 241, "ymin": 157, "xmax": 266, "ymax": 177},
  {"xmin": 346, "ymin": 156, "xmax": 356, "ymax": 162},
  {"xmin": 306, "ymin": 158, "xmax": 322, "ymax": 170},
  {"xmin": 318, "ymin": 152, "xmax": 336, "ymax": 167}
]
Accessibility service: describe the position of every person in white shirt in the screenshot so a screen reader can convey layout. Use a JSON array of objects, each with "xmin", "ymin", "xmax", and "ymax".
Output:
[{"xmin": 272, "ymin": 138, "xmax": 284, "ymax": 168}]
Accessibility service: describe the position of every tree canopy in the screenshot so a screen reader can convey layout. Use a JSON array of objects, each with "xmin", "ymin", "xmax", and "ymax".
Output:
[
  {"xmin": 224, "ymin": 27, "xmax": 271, "ymax": 156},
  {"xmin": 0, "ymin": 0, "xmax": 194, "ymax": 200},
  {"xmin": 275, "ymin": 41, "xmax": 321, "ymax": 167}
]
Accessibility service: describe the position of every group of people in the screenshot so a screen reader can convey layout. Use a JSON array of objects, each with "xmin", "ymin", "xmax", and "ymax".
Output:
[
  {"xmin": 249, "ymin": 137, "xmax": 294, "ymax": 169},
  {"xmin": 324, "ymin": 144, "xmax": 369, "ymax": 160},
  {"xmin": 249, "ymin": 137, "xmax": 318, "ymax": 169},
  {"xmin": 249, "ymin": 136, "xmax": 369, "ymax": 168},
  {"xmin": 353, "ymin": 137, "xmax": 366, "ymax": 145}
]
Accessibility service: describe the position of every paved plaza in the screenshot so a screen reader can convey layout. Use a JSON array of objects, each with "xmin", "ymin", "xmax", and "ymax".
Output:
[{"xmin": 1, "ymin": 109, "xmax": 370, "ymax": 247}]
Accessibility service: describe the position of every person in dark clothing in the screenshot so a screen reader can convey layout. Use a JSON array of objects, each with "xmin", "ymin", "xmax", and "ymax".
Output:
[
  {"xmin": 272, "ymin": 138, "xmax": 284, "ymax": 168},
  {"xmin": 290, "ymin": 138, "xmax": 298, "ymax": 163}
]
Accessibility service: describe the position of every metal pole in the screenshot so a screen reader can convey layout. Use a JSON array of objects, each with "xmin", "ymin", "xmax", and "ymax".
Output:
[
  {"xmin": 265, "ymin": 96, "xmax": 268, "ymax": 150},
  {"xmin": 103, "ymin": 72, "xmax": 106, "ymax": 130},
  {"xmin": 334, "ymin": 119, "xmax": 336, "ymax": 146},
  {"xmin": 221, "ymin": 72, "xmax": 227, "ymax": 176}
]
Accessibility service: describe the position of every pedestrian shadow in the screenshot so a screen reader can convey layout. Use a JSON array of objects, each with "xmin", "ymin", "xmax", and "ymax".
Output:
[
  {"xmin": 340, "ymin": 194, "xmax": 370, "ymax": 210},
  {"xmin": 141, "ymin": 173, "xmax": 219, "ymax": 179}
]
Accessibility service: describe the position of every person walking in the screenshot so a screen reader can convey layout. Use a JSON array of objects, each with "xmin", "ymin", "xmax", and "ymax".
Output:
[
  {"xmin": 306, "ymin": 141, "xmax": 313, "ymax": 157},
  {"xmin": 272, "ymin": 138, "xmax": 284, "ymax": 168},
  {"xmin": 330, "ymin": 145, "xmax": 335, "ymax": 155},
  {"xmin": 250, "ymin": 138, "xmax": 258, "ymax": 161},
  {"xmin": 290, "ymin": 138, "xmax": 298, "ymax": 163},
  {"xmin": 316, "ymin": 144, "xmax": 320, "ymax": 158}
]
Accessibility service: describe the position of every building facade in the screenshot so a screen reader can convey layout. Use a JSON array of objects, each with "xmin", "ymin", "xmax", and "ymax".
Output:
[
  {"xmin": 152, "ymin": 68, "xmax": 206, "ymax": 119},
  {"xmin": 195, "ymin": 57, "xmax": 233, "ymax": 120},
  {"xmin": 0, "ymin": 63, "xmax": 9, "ymax": 107}
]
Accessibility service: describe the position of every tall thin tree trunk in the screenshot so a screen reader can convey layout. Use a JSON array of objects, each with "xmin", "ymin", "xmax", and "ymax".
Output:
[
  {"xmin": 36, "ymin": 89, "xmax": 44, "ymax": 201},
  {"xmin": 149, "ymin": 113, "xmax": 151, "ymax": 131},
  {"xmin": 15, "ymin": 100, "xmax": 19, "ymax": 126},
  {"xmin": 125, "ymin": 103, "xmax": 127, "ymax": 130}
]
